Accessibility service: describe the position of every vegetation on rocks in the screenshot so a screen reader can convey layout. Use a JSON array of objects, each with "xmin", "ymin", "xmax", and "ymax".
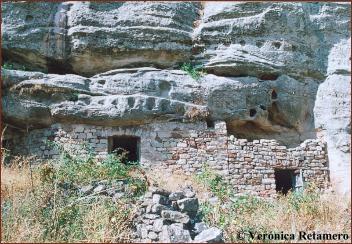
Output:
[
  {"xmin": 195, "ymin": 167, "xmax": 351, "ymax": 243},
  {"xmin": 2, "ymin": 155, "xmax": 351, "ymax": 243},
  {"xmin": 1, "ymin": 143, "xmax": 148, "ymax": 242},
  {"xmin": 180, "ymin": 63, "xmax": 207, "ymax": 80}
]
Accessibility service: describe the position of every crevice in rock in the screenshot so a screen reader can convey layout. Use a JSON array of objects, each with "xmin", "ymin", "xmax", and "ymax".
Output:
[{"xmin": 271, "ymin": 89, "xmax": 278, "ymax": 100}]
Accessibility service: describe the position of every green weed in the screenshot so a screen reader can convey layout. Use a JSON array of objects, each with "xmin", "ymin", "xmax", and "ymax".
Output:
[{"xmin": 180, "ymin": 63, "xmax": 207, "ymax": 80}]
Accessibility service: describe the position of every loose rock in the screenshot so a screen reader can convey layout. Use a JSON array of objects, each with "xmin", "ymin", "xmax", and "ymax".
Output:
[{"xmin": 194, "ymin": 227, "xmax": 223, "ymax": 243}]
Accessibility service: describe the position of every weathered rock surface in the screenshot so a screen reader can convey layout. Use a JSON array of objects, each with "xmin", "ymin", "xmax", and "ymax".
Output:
[
  {"xmin": 314, "ymin": 38, "xmax": 351, "ymax": 195},
  {"xmin": 2, "ymin": 68, "xmax": 319, "ymax": 146},
  {"xmin": 194, "ymin": 227, "xmax": 223, "ymax": 243},
  {"xmin": 194, "ymin": 2, "xmax": 350, "ymax": 80},
  {"xmin": 2, "ymin": 2, "xmax": 200, "ymax": 75}
]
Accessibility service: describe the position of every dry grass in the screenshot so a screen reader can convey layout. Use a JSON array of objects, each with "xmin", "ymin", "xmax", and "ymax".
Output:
[
  {"xmin": 1, "ymin": 156, "xmax": 38, "ymax": 201},
  {"xmin": 194, "ymin": 168, "xmax": 352, "ymax": 243},
  {"xmin": 145, "ymin": 167, "xmax": 352, "ymax": 243},
  {"xmin": 1, "ymin": 155, "xmax": 140, "ymax": 243},
  {"xmin": 200, "ymin": 191, "xmax": 351, "ymax": 243},
  {"xmin": 146, "ymin": 169, "xmax": 213, "ymax": 201},
  {"xmin": 2, "ymin": 156, "xmax": 351, "ymax": 243}
]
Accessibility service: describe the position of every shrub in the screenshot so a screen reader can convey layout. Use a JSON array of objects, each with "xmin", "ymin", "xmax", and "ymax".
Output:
[
  {"xmin": 180, "ymin": 63, "xmax": 207, "ymax": 80},
  {"xmin": 2, "ymin": 61, "xmax": 27, "ymax": 71},
  {"xmin": 196, "ymin": 165, "xmax": 232, "ymax": 202},
  {"xmin": 2, "ymin": 142, "xmax": 147, "ymax": 242}
]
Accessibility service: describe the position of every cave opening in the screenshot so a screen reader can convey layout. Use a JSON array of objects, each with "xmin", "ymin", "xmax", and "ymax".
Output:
[
  {"xmin": 249, "ymin": 109, "xmax": 257, "ymax": 117},
  {"xmin": 108, "ymin": 135, "xmax": 140, "ymax": 163},
  {"xmin": 274, "ymin": 169, "xmax": 296, "ymax": 194}
]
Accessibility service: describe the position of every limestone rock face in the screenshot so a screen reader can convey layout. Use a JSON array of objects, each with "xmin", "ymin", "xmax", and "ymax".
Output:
[
  {"xmin": 314, "ymin": 38, "xmax": 351, "ymax": 195},
  {"xmin": 2, "ymin": 2, "xmax": 63, "ymax": 72},
  {"xmin": 1, "ymin": 2, "xmax": 351, "ymax": 193},
  {"xmin": 2, "ymin": 2, "xmax": 200, "ymax": 76},
  {"xmin": 194, "ymin": 2, "xmax": 350, "ymax": 80},
  {"xmin": 2, "ymin": 68, "xmax": 319, "ymax": 146}
]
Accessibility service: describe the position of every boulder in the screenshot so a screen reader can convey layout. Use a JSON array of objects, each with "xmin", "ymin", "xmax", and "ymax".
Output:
[
  {"xmin": 151, "ymin": 204, "xmax": 170, "ymax": 214},
  {"xmin": 161, "ymin": 210, "xmax": 190, "ymax": 224},
  {"xmin": 194, "ymin": 227, "xmax": 223, "ymax": 243},
  {"xmin": 177, "ymin": 198, "xmax": 199, "ymax": 215},
  {"xmin": 1, "ymin": 68, "xmax": 324, "ymax": 146},
  {"xmin": 194, "ymin": 2, "xmax": 350, "ymax": 80},
  {"xmin": 193, "ymin": 222, "xmax": 208, "ymax": 235},
  {"xmin": 169, "ymin": 191, "xmax": 185, "ymax": 201},
  {"xmin": 93, "ymin": 184, "xmax": 106, "ymax": 194},
  {"xmin": 80, "ymin": 185, "xmax": 94, "ymax": 195},
  {"xmin": 153, "ymin": 218, "xmax": 166, "ymax": 232},
  {"xmin": 153, "ymin": 194, "xmax": 170, "ymax": 205},
  {"xmin": 159, "ymin": 224, "xmax": 192, "ymax": 243}
]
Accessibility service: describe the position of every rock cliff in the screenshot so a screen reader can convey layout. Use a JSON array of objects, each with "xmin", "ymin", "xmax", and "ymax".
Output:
[{"xmin": 1, "ymin": 2, "xmax": 350, "ymax": 194}]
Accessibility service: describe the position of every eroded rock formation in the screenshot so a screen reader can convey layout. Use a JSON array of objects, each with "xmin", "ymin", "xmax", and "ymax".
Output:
[{"xmin": 1, "ymin": 2, "xmax": 351, "ymax": 194}]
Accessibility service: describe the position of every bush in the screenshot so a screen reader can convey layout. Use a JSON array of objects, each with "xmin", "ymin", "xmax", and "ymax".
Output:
[
  {"xmin": 2, "ymin": 142, "xmax": 147, "ymax": 242},
  {"xmin": 196, "ymin": 165, "xmax": 232, "ymax": 202},
  {"xmin": 180, "ymin": 63, "xmax": 207, "ymax": 80}
]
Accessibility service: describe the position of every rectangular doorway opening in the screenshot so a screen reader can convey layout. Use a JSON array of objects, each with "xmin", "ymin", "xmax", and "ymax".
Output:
[
  {"xmin": 108, "ymin": 136, "xmax": 140, "ymax": 163},
  {"xmin": 274, "ymin": 169, "xmax": 296, "ymax": 194}
]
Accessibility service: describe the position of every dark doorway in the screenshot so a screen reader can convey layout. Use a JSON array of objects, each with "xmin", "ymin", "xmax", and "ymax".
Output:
[
  {"xmin": 274, "ymin": 169, "xmax": 296, "ymax": 194},
  {"xmin": 108, "ymin": 136, "xmax": 140, "ymax": 162}
]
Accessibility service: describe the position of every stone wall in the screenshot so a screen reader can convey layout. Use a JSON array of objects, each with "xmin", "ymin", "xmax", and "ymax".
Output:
[{"xmin": 7, "ymin": 121, "xmax": 329, "ymax": 197}]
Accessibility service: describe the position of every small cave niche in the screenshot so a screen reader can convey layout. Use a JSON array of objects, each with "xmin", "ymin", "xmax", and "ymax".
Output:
[
  {"xmin": 259, "ymin": 73, "xmax": 279, "ymax": 81},
  {"xmin": 97, "ymin": 80, "xmax": 106, "ymax": 85},
  {"xmin": 108, "ymin": 135, "xmax": 140, "ymax": 162},
  {"xmin": 271, "ymin": 90, "xmax": 278, "ymax": 100},
  {"xmin": 46, "ymin": 58, "xmax": 74, "ymax": 75},
  {"xmin": 272, "ymin": 41, "xmax": 282, "ymax": 49},
  {"xmin": 239, "ymin": 40, "xmax": 246, "ymax": 46},
  {"xmin": 127, "ymin": 97, "xmax": 135, "ymax": 108},
  {"xmin": 249, "ymin": 109, "xmax": 257, "ymax": 117},
  {"xmin": 256, "ymin": 40, "xmax": 264, "ymax": 48},
  {"xmin": 25, "ymin": 15, "xmax": 34, "ymax": 22},
  {"xmin": 159, "ymin": 81, "xmax": 171, "ymax": 98},
  {"xmin": 226, "ymin": 120, "xmax": 272, "ymax": 141},
  {"xmin": 145, "ymin": 97, "xmax": 155, "ymax": 110},
  {"xmin": 274, "ymin": 169, "xmax": 296, "ymax": 195}
]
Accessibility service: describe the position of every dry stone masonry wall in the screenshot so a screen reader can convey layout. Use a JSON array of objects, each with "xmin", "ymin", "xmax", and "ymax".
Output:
[{"xmin": 10, "ymin": 121, "xmax": 329, "ymax": 197}]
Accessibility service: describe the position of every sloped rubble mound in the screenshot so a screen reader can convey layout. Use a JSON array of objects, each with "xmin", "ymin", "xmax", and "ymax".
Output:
[{"xmin": 133, "ymin": 186, "xmax": 223, "ymax": 243}]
